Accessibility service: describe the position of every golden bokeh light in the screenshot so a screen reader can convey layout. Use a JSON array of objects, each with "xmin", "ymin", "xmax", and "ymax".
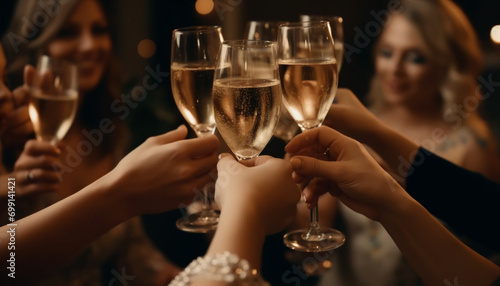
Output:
[
  {"xmin": 137, "ymin": 39, "xmax": 156, "ymax": 58},
  {"xmin": 491, "ymin": 25, "xmax": 500, "ymax": 44},
  {"xmin": 195, "ymin": 0, "xmax": 214, "ymax": 15}
]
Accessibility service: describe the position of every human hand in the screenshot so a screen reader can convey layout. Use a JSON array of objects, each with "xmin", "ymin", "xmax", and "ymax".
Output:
[
  {"xmin": 323, "ymin": 88, "xmax": 383, "ymax": 145},
  {"xmin": 286, "ymin": 126, "xmax": 406, "ymax": 221},
  {"xmin": 109, "ymin": 125, "xmax": 219, "ymax": 216},
  {"xmin": 12, "ymin": 139, "xmax": 62, "ymax": 197},
  {"xmin": 215, "ymin": 154, "xmax": 301, "ymax": 235},
  {"xmin": 3, "ymin": 65, "xmax": 35, "ymax": 146}
]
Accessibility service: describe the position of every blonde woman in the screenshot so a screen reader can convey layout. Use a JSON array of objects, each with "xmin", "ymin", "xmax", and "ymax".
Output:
[{"xmin": 321, "ymin": 0, "xmax": 500, "ymax": 285}]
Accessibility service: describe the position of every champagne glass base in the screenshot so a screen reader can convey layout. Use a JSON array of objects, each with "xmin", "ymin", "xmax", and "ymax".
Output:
[
  {"xmin": 283, "ymin": 228, "xmax": 345, "ymax": 252},
  {"xmin": 176, "ymin": 210, "xmax": 220, "ymax": 233}
]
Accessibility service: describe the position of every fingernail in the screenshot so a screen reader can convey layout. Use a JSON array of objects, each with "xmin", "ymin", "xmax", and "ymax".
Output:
[{"xmin": 290, "ymin": 157, "xmax": 302, "ymax": 170}]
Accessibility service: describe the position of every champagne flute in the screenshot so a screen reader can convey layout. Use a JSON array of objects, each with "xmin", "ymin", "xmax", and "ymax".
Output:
[
  {"xmin": 244, "ymin": 20, "xmax": 299, "ymax": 144},
  {"xmin": 213, "ymin": 40, "xmax": 281, "ymax": 162},
  {"xmin": 171, "ymin": 26, "xmax": 223, "ymax": 233},
  {"xmin": 29, "ymin": 55, "xmax": 78, "ymax": 145},
  {"xmin": 278, "ymin": 21, "xmax": 345, "ymax": 252},
  {"xmin": 300, "ymin": 15, "xmax": 344, "ymax": 73}
]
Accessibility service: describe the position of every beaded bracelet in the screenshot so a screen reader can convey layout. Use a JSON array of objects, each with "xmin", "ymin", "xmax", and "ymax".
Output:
[{"xmin": 169, "ymin": 251, "xmax": 269, "ymax": 285}]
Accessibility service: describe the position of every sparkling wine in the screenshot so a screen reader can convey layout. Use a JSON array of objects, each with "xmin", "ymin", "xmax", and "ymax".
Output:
[
  {"xmin": 213, "ymin": 78, "xmax": 281, "ymax": 160},
  {"xmin": 279, "ymin": 60, "xmax": 337, "ymax": 130},
  {"xmin": 29, "ymin": 89, "xmax": 78, "ymax": 144},
  {"xmin": 171, "ymin": 64, "xmax": 216, "ymax": 136}
]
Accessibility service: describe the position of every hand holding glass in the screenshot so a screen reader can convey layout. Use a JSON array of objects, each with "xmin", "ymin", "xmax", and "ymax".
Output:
[
  {"xmin": 278, "ymin": 21, "xmax": 345, "ymax": 252},
  {"xmin": 171, "ymin": 26, "xmax": 223, "ymax": 232}
]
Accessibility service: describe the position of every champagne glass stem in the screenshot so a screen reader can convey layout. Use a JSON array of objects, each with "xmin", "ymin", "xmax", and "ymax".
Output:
[
  {"xmin": 304, "ymin": 206, "xmax": 324, "ymax": 241},
  {"xmin": 202, "ymin": 188, "xmax": 210, "ymax": 210}
]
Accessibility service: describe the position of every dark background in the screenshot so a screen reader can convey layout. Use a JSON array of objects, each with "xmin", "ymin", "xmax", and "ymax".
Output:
[
  {"xmin": 1, "ymin": 0, "xmax": 499, "ymax": 139},
  {"xmin": 2, "ymin": 0, "xmax": 500, "ymax": 97}
]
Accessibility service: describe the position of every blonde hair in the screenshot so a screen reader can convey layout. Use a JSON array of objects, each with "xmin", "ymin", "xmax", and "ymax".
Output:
[{"xmin": 367, "ymin": 0, "xmax": 483, "ymax": 113}]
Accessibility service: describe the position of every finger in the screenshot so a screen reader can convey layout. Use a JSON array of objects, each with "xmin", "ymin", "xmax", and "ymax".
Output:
[
  {"xmin": 186, "ymin": 152, "xmax": 219, "ymax": 179},
  {"xmin": 149, "ymin": 125, "xmax": 188, "ymax": 145},
  {"xmin": 39, "ymin": 70, "xmax": 55, "ymax": 92},
  {"xmin": 24, "ymin": 65, "xmax": 35, "ymax": 87},
  {"xmin": 12, "ymin": 86, "xmax": 30, "ymax": 107},
  {"xmin": 217, "ymin": 153, "xmax": 244, "ymax": 173},
  {"xmin": 183, "ymin": 135, "xmax": 219, "ymax": 159},
  {"xmin": 18, "ymin": 183, "xmax": 59, "ymax": 197},
  {"xmin": 286, "ymin": 126, "xmax": 353, "ymax": 160},
  {"xmin": 289, "ymin": 156, "xmax": 339, "ymax": 180},
  {"xmin": 218, "ymin": 153, "xmax": 232, "ymax": 159},
  {"xmin": 253, "ymin": 155, "xmax": 274, "ymax": 166},
  {"xmin": 292, "ymin": 171, "xmax": 307, "ymax": 184},
  {"xmin": 302, "ymin": 178, "xmax": 331, "ymax": 206},
  {"xmin": 302, "ymin": 186, "xmax": 319, "ymax": 209},
  {"xmin": 23, "ymin": 139, "xmax": 62, "ymax": 156},
  {"xmin": 15, "ymin": 154, "xmax": 63, "ymax": 171},
  {"xmin": 22, "ymin": 168, "xmax": 61, "ymax": 184}
]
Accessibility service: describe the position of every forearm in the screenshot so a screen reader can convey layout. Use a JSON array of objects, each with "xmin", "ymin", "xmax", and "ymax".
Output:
[
  {"xmin": 0, "ymin": 172, "xmax": 13, "ymax": 200},
  {"xmin": 380, "ymin": 197, "xmax": 500, "ymax": 286},
  {"xmin": 0, "ymin": 173, "xmax": 130, "ymax": 285},
  {"xmin": 207, "ymin": 205, "xmax": 266, "ymax": 269},
  {"xmin": 367, "ymin": 123, "xmax": 420, "ymax": 182}
]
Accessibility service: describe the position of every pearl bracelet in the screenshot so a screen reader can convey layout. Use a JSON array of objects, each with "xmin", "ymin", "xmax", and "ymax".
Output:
[{"xmin": 169, "ymin": 251, "xmax": 269, "ymax": 285}]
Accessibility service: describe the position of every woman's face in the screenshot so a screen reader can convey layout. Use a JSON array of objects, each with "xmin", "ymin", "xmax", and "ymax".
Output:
[
  {"xmin": 374, "ymin": 14, "xmax": 444, "ymax": 107},
  {"xmin": 46, "ymin": 0, "xmax": 111, "ymax": 93}
]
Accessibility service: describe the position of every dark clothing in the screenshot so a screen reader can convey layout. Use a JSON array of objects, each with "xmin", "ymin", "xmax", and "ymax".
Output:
[{"xmin": 406, "ymin": 147, "xmax": 500, "ymax": 253}]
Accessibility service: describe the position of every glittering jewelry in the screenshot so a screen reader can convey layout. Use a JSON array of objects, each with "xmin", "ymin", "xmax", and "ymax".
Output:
[{"xmin": 169, "ymin": 251, "xmax": 269, "ymax": 286}]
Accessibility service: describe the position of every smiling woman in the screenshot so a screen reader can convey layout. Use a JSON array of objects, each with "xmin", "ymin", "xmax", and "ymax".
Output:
[
  {"xmin": 320, "ymin": 0, "xmax": 500, "ymax": 285},
  {"xmin": 0, "ymin": 0, "xmax": 183, "ymax": 285}
]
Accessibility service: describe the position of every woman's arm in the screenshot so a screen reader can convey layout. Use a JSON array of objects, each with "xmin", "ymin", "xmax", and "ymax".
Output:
[
  {"xmin": 325, "ymin": 89, "xmax": 500, "ymax": 249},
  {"xmin": 171, "ymin": 155, "xmax": 301, "ymax": 286},
  {"xmin": 286, "ymin": 126, "xmax": 500, "ymax": 286},
  {"xmin": 0, "ymin": 125, "xmax": 219, "ymax": 285}
]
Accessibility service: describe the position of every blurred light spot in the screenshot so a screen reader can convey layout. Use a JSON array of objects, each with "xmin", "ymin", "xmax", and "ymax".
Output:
[
  {"xmin": 195, "ymin": 0, "xmax": 214, "ymax": 15},
  {"xmin": 137, "ymin": 39, "xmax": 156, "ymax": 58},
  {"xmin": 491, "ymin": 25, "xmax": 500, "ymax": 44},
  {"xmin": 322, "ymin": 260, "xmax": 332, "ymax": 269}
]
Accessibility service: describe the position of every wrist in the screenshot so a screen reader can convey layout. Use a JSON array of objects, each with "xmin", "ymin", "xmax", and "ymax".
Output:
[
  {"xmin": 208, "ymin": 201, "xmax": 266, "ymax": 269},
  {"xmin": 92, "ymin": 172, "xmax": 134, "ymax": 222},
  {"xmin": 366, "ymin": 120, "xmax": 390, "ymax": 148},
  {"xmin": 378, "ymin": 192, "xmax": 420, "ymax": 228}
]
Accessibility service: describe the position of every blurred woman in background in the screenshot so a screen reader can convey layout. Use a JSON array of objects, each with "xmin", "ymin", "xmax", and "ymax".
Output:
[
  {"xmin": 1, "ymin": 0, "xmax": 191, "ymax": 284},
  {"xmin": 321, "ymin": 0, "xmax": 500, "ymax": 285}
]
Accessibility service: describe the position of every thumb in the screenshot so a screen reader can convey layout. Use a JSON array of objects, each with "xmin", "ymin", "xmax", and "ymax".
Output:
[
  {"xmin": 217, "ymin": 153, "xmax": 244, "ymax": 174},
  {"xmin": 289, "ymin": 156, "xmax": 336, "ymax": 180},
  {"xmin": 154, "ymin": 125, "xmax": 188, "ymax": 144},
  {"xmin": 24, "ymin": 65, "xmax": 35, "ymax": 87}
]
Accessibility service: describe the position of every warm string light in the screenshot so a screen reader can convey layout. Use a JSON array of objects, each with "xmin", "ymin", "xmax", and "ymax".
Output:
[{"xmin": 195, "ymin": 0, "xmax": 214, "ymax": 15}]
